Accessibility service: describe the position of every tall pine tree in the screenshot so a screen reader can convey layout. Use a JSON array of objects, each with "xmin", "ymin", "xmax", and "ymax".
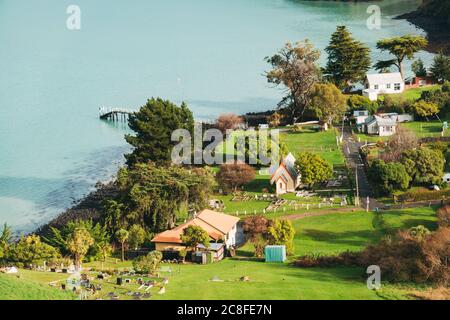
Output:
[
  {"xmin": 324, "ymin": 26, "xmax": 371, "ymax": 92},
  {"xmin": 430, "ymin": 52, "xmax": 450, "ymax": 82},
  {"xmin": 125, "ymin": 98, "xmax": 194, "ymax": 166}
]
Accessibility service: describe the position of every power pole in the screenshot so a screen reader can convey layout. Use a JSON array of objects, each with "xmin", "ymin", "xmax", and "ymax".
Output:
[{"xmin": 355, "ymin": 166, "xmax": 360, "ymax": 207}]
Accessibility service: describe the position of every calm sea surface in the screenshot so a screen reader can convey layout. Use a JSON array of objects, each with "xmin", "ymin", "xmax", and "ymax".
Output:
[{"xmin": 0, "ymin": 0, "xmax": 433, "ymax": 232}]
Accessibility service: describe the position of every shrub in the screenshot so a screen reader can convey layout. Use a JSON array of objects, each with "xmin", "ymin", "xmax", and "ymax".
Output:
[
  {"xmin": 242, "ymin": 216, "xmax": 270, "ymax": 258},
  {"xmin": 347, "ymin": 95, "xmax": 379, "ymax": 114},
  {"xmin": 381, "ymin": 95, "xmax": 409, "ymax": 114},
  {"xmin": 401, "ymin": 147, "xmax": 445, "ymax": 186},
  {"xmin": 216, "ymin": 163, "xmax": 256, "ymax": 192},
  {"xmin": 397, "ymin": 188, "xmax": 450, "ymax": 203},
  {"xmin": 267, "ymin": 219, "xmax": 295, "ymax": 255},
  {"xmin": 368, "ymin": 159, "xmax": 411, "ymax": 195},
  {"xmin": 437, "ymin": 205, "xmax": 450, "ymax": 227},
  {"xmin": 132, "ymin": 250, "xmax": 163, "ymax": 275}
]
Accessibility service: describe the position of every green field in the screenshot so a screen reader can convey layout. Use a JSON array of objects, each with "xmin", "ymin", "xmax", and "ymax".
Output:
[
  {"xmin": 283, "ymin": 129, "xmax": 344, "ymax": 166},
  {"xmin": 0, "ymin": 271, "xmax": 75, "ymax": 300},
  {"xmin": 214, "ymin": 127, "xmax": 344, "ymax": 167},
  {"xmin": 402, "ymin": 121, "xmax": 449, "ymax": 138},
  {"xmin": 8, "ymin": 205, "xmax": 435, "ymax": 301},
  {"xmin": 154, "ymin": 206, "xmax": 437, "ymax": 300},
  {"xmin": 293, "ymin": 207, "xmax": 437, "ymax": 256}
]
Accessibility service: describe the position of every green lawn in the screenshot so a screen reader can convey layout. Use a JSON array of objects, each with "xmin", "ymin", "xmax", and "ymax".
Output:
[
  {"xmin": 293, "ymin": 207, "xmax": 438, "ymax": 256},
  {"xmin": 5, "ymin": 206, "xmax": 437, "ymax": 300},
  {"xmin": 154, "ymin": 206, "xmax": 437, "ymax": 300},
  {"xmin": 212, "ymin": 126, "xmax": 344, "ymax": 168},
  {"xmin": 395, "ymin": 85, "xmax": 441, "ymax": 101},
  {"xmin": 0, "ymin": 272, "xmax": 76, "ymax": 300},
  {"xmin": 402, "ymin": 121, "xmax": 448, "ymax": 138},
  {"xmin": 283, "ymin": 129, "xmax": 344, "ymax": 166}
]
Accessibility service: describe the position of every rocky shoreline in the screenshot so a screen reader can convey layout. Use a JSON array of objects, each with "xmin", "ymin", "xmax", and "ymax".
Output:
[
  {"xmin": 35, "ymin": 181, "xmax": 120, "ymax": 238},
  {"xmin": 396, "ymin": 11, "xmax": 450, "ymax": 55}
]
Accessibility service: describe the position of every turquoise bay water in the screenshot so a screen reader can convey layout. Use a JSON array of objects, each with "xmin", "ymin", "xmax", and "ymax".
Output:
[{"xmin": 0, "ymin": 0, "xmax": 433, "ymax": 232}]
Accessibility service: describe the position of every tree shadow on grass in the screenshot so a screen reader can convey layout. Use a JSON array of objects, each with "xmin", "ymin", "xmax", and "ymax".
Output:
[
  {"xmin": 399, "ymin": 219, "xmax": 438, "ymax": 231},
  {"xmin": 300, "ymin": 229, "xmax": 383, "ymax": 248},
  {"xmin": 285, "ymin": 266, "xmax": 369, "ymax": 291}
]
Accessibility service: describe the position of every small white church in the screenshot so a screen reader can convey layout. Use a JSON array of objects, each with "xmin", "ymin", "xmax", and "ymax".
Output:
[{"xmin": 270, "ymin": 153, "xmax": 301, "ymax": 195}]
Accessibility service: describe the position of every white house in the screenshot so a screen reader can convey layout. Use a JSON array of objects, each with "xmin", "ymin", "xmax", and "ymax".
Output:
[
  {"xmin": 443, "ymin": 173, "xmax": 450, "ymax": 184},
  {"xmin": 270, "ymin": 153, "xmax": 301, "ymax": 195},
  {"xmin": 353, "ymin": 110, "xmax": 370, "ymax": 125},
  {"xmin": 363, "ymin": 72, "xmax": 405, "ymax": 101},
  {"xmin": 358, "ymin": 112, "xmax": 414, "ymax": 137},
  {"xmin": 359, "ymin": 115, "xmax": 397, "ymax": 137}
]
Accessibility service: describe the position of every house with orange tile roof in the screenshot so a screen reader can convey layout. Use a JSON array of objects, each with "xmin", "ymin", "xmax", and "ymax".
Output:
[
  {"xmin": 151, "ymin": 209, "xmax": 240, "ymax": 252},
  {"xmin": 270, "ymin": 153, "xmax": 301, "ymax": 195}
]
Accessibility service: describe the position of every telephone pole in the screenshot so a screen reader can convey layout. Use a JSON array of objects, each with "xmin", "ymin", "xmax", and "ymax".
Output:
[{"xmin": 355, "ymin": 166, "xmax": 360, "ymax": 207}]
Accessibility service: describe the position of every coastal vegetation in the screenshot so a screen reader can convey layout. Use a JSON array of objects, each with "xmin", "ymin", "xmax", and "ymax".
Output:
[{"xmin": 1, "ymin": 22, "xmax": 449, "ymax": 301}]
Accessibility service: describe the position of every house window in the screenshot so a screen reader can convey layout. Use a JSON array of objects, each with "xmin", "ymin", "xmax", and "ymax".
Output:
[
  {"xmin": 374, "ymin": 84, "xmax": 379, "ymax": 90},
  {"xmin": 386, "ymin": 83, "xmax": 391, "ymax": 89},
  {"xmin": 394, "ymin": 83, "xmax": 401, "ymax": 91}
]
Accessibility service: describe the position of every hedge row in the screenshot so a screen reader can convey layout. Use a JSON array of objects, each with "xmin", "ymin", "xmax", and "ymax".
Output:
[{"xmin": 397, "ymin": 188, "xmax": 450, "ymax": 203}]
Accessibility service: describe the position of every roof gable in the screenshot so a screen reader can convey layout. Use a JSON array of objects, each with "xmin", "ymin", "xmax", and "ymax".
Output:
[
  {"xmin": 271, "ymin": 153, "xmax": 299, "ymax": 183},
  {"xmin": 151, "ymin": 210, "xmax": 239, "ymax": 244},
  {"xmin": 366, "ymin": 72, "xmax": 403, "ymax": 85},
  {"xmin": 196, "ymin": 209, "xmax": 240, "ymax": 234}
]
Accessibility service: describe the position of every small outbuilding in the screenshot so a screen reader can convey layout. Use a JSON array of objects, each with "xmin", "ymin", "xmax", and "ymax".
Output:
[{"xmin": 264, "ymin": 245, "xmax": 286, "ymax": 263}]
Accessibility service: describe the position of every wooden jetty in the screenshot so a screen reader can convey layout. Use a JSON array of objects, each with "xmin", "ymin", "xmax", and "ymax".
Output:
[{"xmin": 99, "ymin": 107, "xmax": 136, "ymax": 121}]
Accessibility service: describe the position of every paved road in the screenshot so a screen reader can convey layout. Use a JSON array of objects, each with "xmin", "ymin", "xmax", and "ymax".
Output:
[{"xmin": 341, "ymin": 125, "xmax": 385, "ymax": 211}]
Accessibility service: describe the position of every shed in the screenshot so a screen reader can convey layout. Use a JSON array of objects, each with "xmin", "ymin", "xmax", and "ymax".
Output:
[
  {"xmin": 264, "ymin": 245, "xmax": 286, "ymax": 263},
  {"xmin": 197, "ymin": 243, "xmax": 225, "ymax": 261}
]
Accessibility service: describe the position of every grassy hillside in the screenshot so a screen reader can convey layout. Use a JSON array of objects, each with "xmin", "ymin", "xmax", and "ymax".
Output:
[
  {"xmin": 1, "ymin": 207, "xmax": 437, "ymax": 300},
  {"xmin": 0, "ymin": 272, "xmax": 75, "ymax": 300},
  {"xmin": 283, "ymin": 128, "xmax": 344, "ymax": 166},
  {"xmin": 153, "ymin": 206, "xmax": 437, "ymax": 300},
  {"xmin": 419, "ymin": 0, "xmax": 450, "ymax": 25}
]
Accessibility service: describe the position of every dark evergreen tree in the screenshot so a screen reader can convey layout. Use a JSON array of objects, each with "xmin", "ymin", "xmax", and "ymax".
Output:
[
  {"xmin": 324, "ymin": 26, "xmax": 371, "ymax": 92},
  {"xmin": 125, "ymin": 98, "xmax": 194, "ymax": 166},
  {"xmin": 430, "ymin": 52, "xmax": 450, "ymax": 83},
  {"xmin": 411, "ymin": 58, "xmax": 427, "ymax": 77}
]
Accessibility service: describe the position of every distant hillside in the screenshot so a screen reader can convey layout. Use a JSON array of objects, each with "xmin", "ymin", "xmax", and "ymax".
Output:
[
  {"xmin": 397, "ymin": 0, "xmax": 450, "ymax": 54},
  {"xmin": 418, "ymin": 0, "xmax": 450, "ymax": 25},
  {"xmin": 0, "ymin": 273, "xmax": 75, "ymax": 300}
]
